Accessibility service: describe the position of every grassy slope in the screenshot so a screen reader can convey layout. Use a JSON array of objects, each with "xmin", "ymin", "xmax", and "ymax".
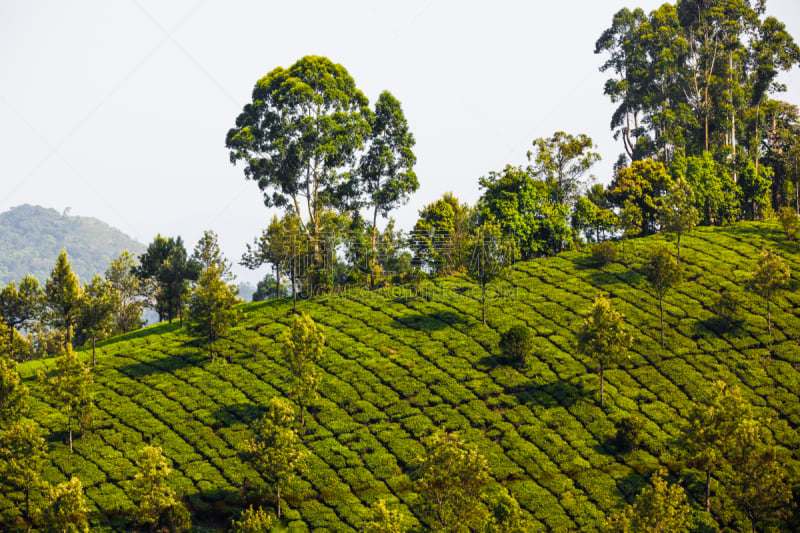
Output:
[{"xmin": 12, "ymin": 221, "xmax": 800, "ymax": 531}]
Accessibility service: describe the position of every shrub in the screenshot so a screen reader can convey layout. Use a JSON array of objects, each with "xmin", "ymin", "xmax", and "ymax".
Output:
[
  {"xmin": 591, "ymin": 241, "xmax": 618, "ymax": 266},
  {"xmin": 614, "ymin": 415, "xmax": 645, "ymax": 453},
  {"xmin": 498, "ymin": 325, "xmax": 534, "ymax": 368},
  {"xmin": 778, "ymin": 207, "xmax": 799, "ymax": 240}
]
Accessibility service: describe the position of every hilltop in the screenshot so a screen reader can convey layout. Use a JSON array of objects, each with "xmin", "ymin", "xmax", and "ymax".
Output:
[
  {"xmin": 0, "ymin": 204, "xmax": 145, "ymax": 285},
  {"xmin": 12, "ymin": 221, "xmax": 800, "ymax": 531}
]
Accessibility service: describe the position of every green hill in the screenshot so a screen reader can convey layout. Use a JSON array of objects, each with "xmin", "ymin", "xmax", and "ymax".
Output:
[
  {"xmin": 12, "ymin": 221, "xmax": 800, "ymax": 531},
  {"xmin": 0, "ymin": 204, "xmax": 145, "ymax": 285}
]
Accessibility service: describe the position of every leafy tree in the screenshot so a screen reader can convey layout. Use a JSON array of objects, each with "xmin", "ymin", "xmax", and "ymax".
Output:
[
  {"xmin": 673, "ymin": 152, "xmax": 739, "ymax": 225},
  {"xmin": 0, "ymin": 420, "xmax": 46, "ymax": 530},
  {"xmin": 243, "ymin": 398, "xmax": 307, "ymax": 519},
  {"xmin": 484, "ymin": 488, "xmax": 529, "ymax": 533},
  {"xmin": 0, "ymin": 347, "xmax": 28, "ymax": 426},
  {"xmin": 412, "ymin": 193, "xmax": 474, "ymax": 274},
  {"xmin": 130, "ymin": 445, "xmax": 183, "ymax": 530},
  {"xmin": 466, "ymin": 221, "xmax": 516, "ymax": 325},
  {"xmin": 591, "ymin": 241, "xmax": 618, "ymax": 267},
  {"xmin": 614, "ymin": 414, "xmax": 645, "ymax": 454},
  {"xmin": 603, "ymin": 469, "xmax": 690, "ymax": 533},
  {"xmin": 191, "ymin": 229, "xmax": 232, "ymax": 277},
  {"xmin": 749, "ymin": 248, "xmax": 790, "ymax": 335},
  {"xmin": 478, "ymin": 165, "xmax": 572, "ymax": 259},
  {"xmin": 498, "ymin": 325, "xmax": 533, "ymax": 368},
  {"xmin": 681, "ymin": 380, "xmax": 752, "ymax": 512},
  {"xmin": 76, "ymin": 274, "xmax": 117, "ymax": 366},
  {"xmin": 726, "ymin": 420, "xmax": 794, "ymax": 532},
  {"xmin": 659, "ymin": 175, "xmax": 699, "ymax": 265},
  {"xmin": 527, "ymin": 131, "xmax": 600, "ymax": 206},
  {"xmin": 714, "ymin": 286, "xmax": 745, "ymax": 332},
  {"xmin": 188, "ymin": 264, "xmax": 239, "ymax": 363},
  {"xmin": 643, "ymin": 246, "xmax": 682, "ymax": 348},
  {"xmin": 357, "ymin": 90, "xmax": 418, "ymax": 272},
  {"xmin": 778, "ymin": 206, "xmax": 800, "ymax": 240},
  {"xmin": 41, "ymin": 477, "xmax": 89, "ymax": 533},
  {"xmin": 226, "ymin": 55, "xmax": 371, "ymax": 271},
  {"xmin": 231, "ymin": 505, "xmax": 274, "ymax": 533},
  {"xmin": 282, "ymin": 312, "xmax": 325, "ymax": 428},
  {"xmin": 252, "ymin": 273, "xmax": 291, "ymax": 302},
  {"xmin": 739, "ymin": 160, "xmax": 772, "ymax": 220},
  {"xmin": 364, "ymin": 499, "xmax": 408, "ymax": 533},
  {"xmin": 0, "ymin": 275, "xmax": 41, "ymax": 345},
  {"xmin": 576, "ymin": 295, "xmax": 632, "ymax": 408},
  {"xmin": 607, "ymin": 159, "xmax": 673, "ymax": 234},
  {"xmin": 242, "ymin": 214, "xmax": 305, "ymax": 308},
  {"xmin": 619, "ymin": 200, "xmax": 642, "ymax": 263},
  {"xmin": 44, "ymin": 249, "xmax": 82, "ymax": 346},
  {"xmin": 135, "ymin": 235, "xmax": 199, "ymax": 325},
  {"xmin": 38, "ymin": 344, "xmax": 93, "ymax": 451},
  {"xmin": 415, "ymin": 431, "xmax": 490, "ymax": 532},
  {"xmin": 104, "ymin": 250, "xmax": 146, "ymax": 334}
]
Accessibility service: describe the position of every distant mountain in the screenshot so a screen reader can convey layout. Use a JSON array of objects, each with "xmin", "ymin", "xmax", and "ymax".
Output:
[{"xmin": 0, "ymin": 204, "xmax": 145, "ymax": 285}]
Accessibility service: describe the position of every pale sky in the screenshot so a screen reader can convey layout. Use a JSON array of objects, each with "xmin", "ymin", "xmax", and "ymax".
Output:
[{"xmin": 1, "ymin": 1, "xmax": 798, "ymax": 284}]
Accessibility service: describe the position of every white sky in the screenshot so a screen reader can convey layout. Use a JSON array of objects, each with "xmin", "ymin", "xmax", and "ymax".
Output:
[{"xmin": 1, "ymin": 1, "xmax": 798, "ymax": 284}]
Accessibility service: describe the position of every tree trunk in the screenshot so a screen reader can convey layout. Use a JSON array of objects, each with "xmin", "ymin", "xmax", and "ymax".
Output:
[
  {"xmin": 481, "ymin": 283, "xmax": 487, "ymax": 326},
  {"xmin": 767, "ymin": 297, "xmax": 772, "ymax": 335},
  {"xmin": 705, "ymin": 468, "xmax": 711, "ymax": 512},
  {"xmin": 277, "ymin": 486, "xmax": 282, "ymax": 519},
  {"xmin": 292, "ymin": 259, "xmax": 297, "ymax": 313},
  {"xmin": 600, "ymin": 364, "xmax": 605, "ymax": 408},
  {"xmin": 92, "ymin": 335, "xmax": 96, "ymax": 367},
  {"xmin": 68, "ymin": 406, "xmax": 73, "ymax": 452},
  {"xmin": 659, "ymin": 296, "xmax": 665, "ymax": 349},
  {"xmin": 677, "ymin": 234, "xmax": 681, "ymax": 266}
]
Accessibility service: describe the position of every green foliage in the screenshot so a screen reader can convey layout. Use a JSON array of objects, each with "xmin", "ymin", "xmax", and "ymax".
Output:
[
  {"xmin": 0, "ymin": 275, "xmax": 41, "ymax": 346},
  {"xmin": 643, "ymin": 246, "xmax": 681, "ymax": 348},
  {"xmin": 0, "ymin": 204, "xmax": 144, "ymax": 286},
  {"xmin": 130, "ymin": 445, "xmax": 181, "ymax": 528},
  {"xmin": 231, "ymin": 505, "xmax": 274, "ymax": 533},
  {"xmin": 713, "ymin": 287, "xmax": 745, "ymax": 332},
  {"xmin": 283, "ymin": 312, "xmax": 325, "ymax": 428},
  {"xmin": 749, "ymin": 248, "xmax": 790, "ymax": 335},
  {"xmin": 0, "ymin": 420, "xmax": 46, "ymax": 529},
  {"xmin": 415, "ymin": 431, "xmax": 491, "ymax": 532},
  {"xmin": 364, "ymin": 499, "xmax": 408, "ymax": 533},
  {"xmin": 778, "ymin": 206, "xmax": 800, "ymax": 240},
  {"xmin": 135, "ymin": 235, "xmax": 199, "ymax": 324},
  {"xmin": 104, "ymin": 250, "xmax": 146, "ymax": 334},
  {"xmin": 613, "ymin": 414, "xmax": 644, "ymax": 453},
  {"xmin": 38, "ymin": 344, "xmax": 93, "ymax": 451},
  {"xmin": 466, "ymin": 221, "xmax": 517, "ymax": 324},
  {"xmin": 44, "ymin": 249, "xmax": 82, "ymax": 345},
  {"xmin": 498, "ymin": 325, "xmax": 533, "ymax": 368},
  {"xmin": 603, "ymin": 469, "xmax": 690, "ymax": 533},
  {"xmin": 41, "ymin": 477, "xmax": 90, "ymax": 533},
  {"xmin": 188, "ymin": 251, "xmax": 239, "ymax": 363},
  {"xmin": 658, "ymin": 175, "xmax": 699, "ymax": 264},
  {"xmin": 577, "ymin": 295, "xmax": 632, "ymax": 408},
  {"xmin": 244, "ymin": 398, "xmax": 307, "ymax": 519},
  {"xmin": 608, "ymin": 159, "xmax": 672, "ymax": 234},
  {"xmin": 75, "ymin": 274, "xmax": 117, "ymax": 366},
  {"xmin": 413, "ymin": 192, "xmax": 474, "ymax": 274},
  {"xmin": 0, "ymin": 348, "xmax": 27, "ymax": 426},
  {"xmin": 226, "ymin": 55, "xmax": 370, "ymax": 246},
  {"xmin": 591, "ymin": 241, "xmax": 618, "ymax": 267},
  {"xmin": 527, "ymin": 131, "xmax": 600, "ymax": 206}
]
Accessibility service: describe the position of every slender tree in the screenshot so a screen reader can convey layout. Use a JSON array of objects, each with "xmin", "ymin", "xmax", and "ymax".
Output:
[
  {"xmin": 0, "ymin": 345, "xmax": 28, "ymax": 426},
  {"xmin": 576, "ymin": 295, "xmax": 632, "ymax": 408},
  {"xmin": 282, "ymin": 312, "xmax": 324, "ymax": 428},
  {"xmin": 415, "ymin": 431, "xmax": 491, "ymax": 532},
  {"xmin": 135, "ymin": 235, "xmax": 199, "ymax": 325},
  {"xmin": 527, "ymin": 131, "xmax": 600, "ymax": 207},
  {"xmin": 243, "ymin": 397, "xmax": 306, "ymax": 520},
  {"xmin": 188, "ymin": 265, "xmax": 239, "ymax": 363},
  {"xmin": 0, "ymin": 421, "xmax": 46, "ymax": 530},
  {"xmin": 603, "ymin": 469, "xmax": 690, "ymax": 533},
  {"xmin": 748, "ymin": 248, "xmax": 790, "ymax": 335},
  {"xmin": 130, "ymin": 445, "xmax": 184, "ymax": 530},
  {"xmin": 364, "ymin": 499, "xmax": 408, "ymax": 533},
  {"xmin": 44, "ymin": 250, "xmax": 82, "ymax": 347},
  {"xmin": 465, "ymin": 221, "xmax": 516, "ymax": 325},
  {"xmin": 41, "ymin": 477, "xmax": 90, "ymax": 533},
  {"xmin": 0, "ymin": 275, "xmax": 41, "ymax": 345},
  {"xmin": 38, "ymin": 344, "xmax": 93, "ymax": 451},
  {"xmin": 76, "ymin": 275, "xmax": 117, "ymax": 366},
  {"xmin": 643, "ymin": 246, "xmax": 682, "ymax": 348},
  {"xmin": 619, "ymin": 200, "xmax": 642, "ymax": 263},
  {"xmin": 105, "ymin": 251, "xmax": 145, "ymax": 334},
  {"xmin": 681, "ymin": 380, "xmax": 752, "ymax": 513},
  {"xmin": 659, "ymin": 175, "xmax": 699, "ymax": 265}
]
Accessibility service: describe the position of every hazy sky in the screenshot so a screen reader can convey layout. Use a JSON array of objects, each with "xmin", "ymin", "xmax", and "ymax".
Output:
[{"xmin": 2, "ymin": 1, "xmax": 798, "ymax": 284}]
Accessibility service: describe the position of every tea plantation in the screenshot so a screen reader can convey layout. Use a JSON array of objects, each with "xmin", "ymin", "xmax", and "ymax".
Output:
[{"xmin": 10, "ymin": 222, "xmax": 800, "ymax": 531}]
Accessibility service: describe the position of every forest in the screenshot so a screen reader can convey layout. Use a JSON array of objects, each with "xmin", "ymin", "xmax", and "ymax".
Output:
[{"xmin": 2, "ymin": 0, "xmax": 800, "ymax": 531}]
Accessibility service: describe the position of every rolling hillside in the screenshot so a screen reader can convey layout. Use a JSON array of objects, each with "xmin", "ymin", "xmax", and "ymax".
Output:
[
  {"xmin": 0, "ymin": 204, "xmax": 145, "ymax": 285},
  {"xmin": 12, "ymin": 221, "xmax": 800, "ymax": 531}
]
